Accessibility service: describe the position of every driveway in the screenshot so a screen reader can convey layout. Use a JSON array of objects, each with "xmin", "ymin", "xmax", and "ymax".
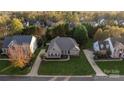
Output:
[
  {"xmin": 27, "ymin": 49, "xmax": 45, "ymax": 76},
  {"xmin": 83, "ymin": 49, "xmax": 107, "ymax": 76}
]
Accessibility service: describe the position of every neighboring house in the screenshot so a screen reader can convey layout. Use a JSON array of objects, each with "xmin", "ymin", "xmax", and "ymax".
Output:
[
  {"xmin": 2, "ymin": 35, "xmax": 37, "ymax": 55},
  {"xmin": 114, "ymin": 20, "xmax": 118, "ymax": 25},
  {"xmin": 93, "ymin": 37, "xmax": 124, "ymax": 58},
  {"xmin": 97, "ymin": 17, "xmax": 108, "ymax": 26},
  {"xmin": 118, "ymin": 20, "xmax": 124, "ymax": 26},
  {"xmin": 90, "ymin": 21, "xmax": 99, "ymax": 27},
  {"xmin": 46, "ymin": 36, "xmax": 80, "ymax": 58},
  {"xmin": 35, "ymin": 21, "xmax": 41, "ymax": 27},
  {"xmin": 68, "ymin": 22, "xmax": 76, "ymax": 30}
]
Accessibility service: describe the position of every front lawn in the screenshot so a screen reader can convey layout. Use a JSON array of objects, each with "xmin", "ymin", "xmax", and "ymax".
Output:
[
  {"xmin": 96, "ymin": 61, "xmax": 124, "ymax": 75},
  {"xmin": 84, "ymin": 39, "xmax": 93, "ymax": 49},
  {"xmin": 38, "ymin": 51, "xmax": 95, "ymax": 75},
  {"xmin": 0, "ymin": 47, "xmax": 42, "ymax": 75}
]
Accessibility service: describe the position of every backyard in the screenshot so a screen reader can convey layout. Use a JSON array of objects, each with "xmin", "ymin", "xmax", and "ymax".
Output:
[
  {"xmin": 0, "ymin": 47, "xmax": 42, "ymax": 75},
  {"xmin": 38, "ymin": 51, "xmax": 95, "ymax": 75},
  {"xmin": 96, "ymin": 61, "xmax": 124, "ymax": 75}
]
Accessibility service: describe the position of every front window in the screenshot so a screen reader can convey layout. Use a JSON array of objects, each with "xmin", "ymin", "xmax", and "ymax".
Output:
[
  {"xmin": 68, "ymin": 50, "xmax": 70, "ymax": 54},
  {"xmin": 55, "ymin": 53, "xmax": 57, "ymax": 56}
]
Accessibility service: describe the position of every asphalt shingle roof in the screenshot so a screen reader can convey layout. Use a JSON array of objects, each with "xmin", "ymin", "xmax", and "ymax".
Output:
[
  {"xmin": 3, "ymin": 35, "xmax": 32, "ymax": 48},
  {"xmin": 48, "ymin": 36, "xmax": 79, "ymax": 50}
]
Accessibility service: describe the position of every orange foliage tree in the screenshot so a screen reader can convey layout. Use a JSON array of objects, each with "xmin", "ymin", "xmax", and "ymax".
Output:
[{"xmin": 8, "ymin": 44, "xmax": 32, "ymax": 68}]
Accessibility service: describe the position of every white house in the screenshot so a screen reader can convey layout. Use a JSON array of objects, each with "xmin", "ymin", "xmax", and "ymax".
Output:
[
  {"xmin": 93, "ymin": 37, "xmax": 124, "ymax": 58},
  {"xmin": 46, "ymin": 36, "xmax": 80, "ymax": 58},
  {"xmin": 2, "ymin": 35, "xmax": 37, "ymax": 55}
]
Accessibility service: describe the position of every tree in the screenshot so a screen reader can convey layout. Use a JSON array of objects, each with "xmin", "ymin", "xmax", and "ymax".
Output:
[
  {"xmin": 65, "ymin": 12, "xmax": 80, "ymax": 24},
  {"xmin": 94, "ymin": 28, "xmax": 103, "ymax": 40},
  {"xmin": 0, "ymin": 15, "xmax": 10, "ymax": 26},
  {"xmin": 8, "ymin": 44, "xmax": 32, "ymax": 68},
  {"xmin": 72, "ymin": 25, "xmax": 89, "ymax": 45},
  {"xmin": 94, "ymin": 26, "xmax": 124, "ymax": 40},
  {"xmin": 11, "ymin": 18, "xmax": 24, "ymax": 32},
  {"xmin": 33, "ymin": 26, "xmax": 46, "ymax": 38},
  {"xmin": 83, "ymin": 23, "xmax": 97, "ymax": 38},
  {"xmin": 45, "ymin": 23, "xmax": 72, "ymax": 41}
]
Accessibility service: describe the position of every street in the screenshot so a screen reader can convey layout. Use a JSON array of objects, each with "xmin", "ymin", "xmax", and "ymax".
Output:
[{"xmin": 0, "ymin": 76, "xmax": 124, "ymax": 81}]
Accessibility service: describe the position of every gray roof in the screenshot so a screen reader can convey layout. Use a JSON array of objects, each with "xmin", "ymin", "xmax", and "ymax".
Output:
[
  {"xmin": 48, "ymin": 36, "xmax": 79, "ymax": 50},
  {"xmin": 96, "ymin": 37, "xmax": 124, "ymax": 49},
  {"xmin": 109, "ymin": 37, "xmax": 124, "ymax": 47},
  {"xmin": 3, "ymin": 35, "xmax": 33, "ymax": 48}
]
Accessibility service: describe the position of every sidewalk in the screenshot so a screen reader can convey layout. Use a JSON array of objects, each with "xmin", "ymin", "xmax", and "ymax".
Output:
[
  {"xmin": 83, "ymin": 49, "xmax": 107, "ymax": 76},
  {"xmin": 27, "ymin": 49, "xmax": 45, "ymax": 76}
]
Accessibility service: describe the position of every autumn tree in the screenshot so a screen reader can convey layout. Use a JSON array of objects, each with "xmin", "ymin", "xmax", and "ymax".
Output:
[
  {"xmin": 8, "ymin": 44, "xmax": 32, "ymax": 68},
  {"xmin": 94, "ymin": 28, "xmax": 103, "ymax": 41},
  {"xmin": 11, "ymin": 18, "xmax": 24, "ymax": 32},
  {"xmin": 94, "ymin": 26, "xmax": 124, "ymax": 40}
]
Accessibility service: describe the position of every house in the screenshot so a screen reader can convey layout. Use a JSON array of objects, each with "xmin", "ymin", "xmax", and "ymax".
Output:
[
  {"xmin": 68, "ymin": 22, "xmax": 76, "ymax": 30},
  {"xmin": 93, "ymin": 37, "xmax": 124, "ymax": 58},
  {"xmin": 90, "ymin": 21, "xmax": 99, "ymax": 27},
  {"xmin": 118, "ymin": 20, "xmax": 124, "ymax": 26},
  {"xmin": 46, "ymin": 36, "xmax": 80, "ymax": 58},
  {"xmin": 35, "ymin": 21, "xmax": 41, "ymax": 27},
  {"xmin": 97, "ymin": 17, "xmax": 107, "ymax": 26},
  {"xmin": 2, "ymin": 35, "xmax": 37, "ymax": 55}
]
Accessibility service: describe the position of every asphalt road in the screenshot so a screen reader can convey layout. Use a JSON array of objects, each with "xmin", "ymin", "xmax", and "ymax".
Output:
[{"xmin": 0, "ymin": 76, "xmax": 124, "ymax": 81}]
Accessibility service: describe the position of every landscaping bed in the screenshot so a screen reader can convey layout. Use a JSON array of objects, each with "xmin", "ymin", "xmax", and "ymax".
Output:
[
  {"xmin": 0, "ymin": 47, "xmax": 42, "ymax": 75},
  {"xmin": 38, "ymin": 51, "xmax": 95, "ymax": 75},
  {"xmin": 0, "ymin": 54, "xmax": 9, "ymax": 59},
  {"xmin": 96, "ymin": 61, "xmax": 124, "ymax": 75}
]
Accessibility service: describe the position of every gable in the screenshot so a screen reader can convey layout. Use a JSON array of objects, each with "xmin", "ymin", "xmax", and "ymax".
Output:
[{"xmin": 47, "ymin": 42, "xmax": 61, "ymax": 53}]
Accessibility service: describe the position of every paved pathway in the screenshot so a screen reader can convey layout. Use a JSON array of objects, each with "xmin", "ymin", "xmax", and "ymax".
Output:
[
  {"xmin": 0, "ymin": 59, "xmax": 11, "ymax": 60},
  {"xmin": 27, "ymin": 49, "xmax": 45, "ymax": 76},
  {"xmin": 83, "ymin": 49, "xmax": 107, "ymax": 76}
]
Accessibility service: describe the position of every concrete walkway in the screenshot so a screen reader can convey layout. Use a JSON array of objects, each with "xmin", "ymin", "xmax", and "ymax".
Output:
[
  {"xmin": 0, "ymin": 59, "xmax": 12, "ymax": 60},
  {"xmin": 83, "ymin": 49, "xmax": 107, "ymax": 76},
  {"xmin": 27, "ymin": 49, "xmax": 45, "ymax": 76}
]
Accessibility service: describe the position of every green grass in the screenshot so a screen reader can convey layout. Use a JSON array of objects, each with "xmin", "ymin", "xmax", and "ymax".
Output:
[
  {"xmin": 96, "ymin": 61, "xmax": 124, "ymax": 75},
  {"xmin": 84, "ymin": 39, "xmax": 93, "ymax": 49},
  {"xmin": 38, "ymin": 51, "xmax": 95, "ymax": 75},
  {"xmin": 0, "ymin": 60, "xmax": 30, "ymax": 75},
  {"xmin": 0, "ymin": 60, "xmax": 10, "ymax": 71},
  {"xmin": 0, "ymin": 63, "xmax": 31, "ymax": 75},
  {"xmin": 0, "ymin": 47, "xmax": 42, "ymax": 75}
]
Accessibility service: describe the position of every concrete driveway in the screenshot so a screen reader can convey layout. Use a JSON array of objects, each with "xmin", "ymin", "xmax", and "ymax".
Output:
[
  {"xmin": 83, "ymin": 49, "xmax": 107, "ymax": 76},
  {"xmin": 27, "ymin": 49, "xmax": 45, "ymax": 76}
]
